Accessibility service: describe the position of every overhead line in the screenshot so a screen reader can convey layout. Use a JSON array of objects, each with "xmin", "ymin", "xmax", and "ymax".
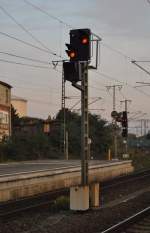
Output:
[
  {"xmin": 89, "ymin": 85, "xmax": 106, "ymax": 92},
  {"xmin": 23, "ymin": 0, "xmax": 72, "ymax": 28},
  {"xmin": 0, "ymin": 58, "xmax": 51, "ymax": 69},
  {"xmin": 101, "ymin": 42, "xmax": 132, "ymax": 60},
  {"xmin": 12, "ymin": 95, "xmax": 60, "ymax": 107},
  {"xmin": 0, "ymin": 51, "xmax": 49, "ymax": 65},
  {"xmin": 2, "ymin": 3, "xmax": 150, "ymax": 109},
  {"xmin": 0, "ymin": 5, "xmax": 61, "ymax": 57},
  {"xmin": 95, "ymin": 70, "xmax": 150, "ymax": 99},
  {"xmin": 0, "ymin": 31, "xmax": 56, "ymax": 55},
  {"xmin": 70, "ymin": 100, "xmax": 81, "ymax": 111},
  {"xmin": 0, "ymin": 58, "xmax": 61, "ymax": 73}
]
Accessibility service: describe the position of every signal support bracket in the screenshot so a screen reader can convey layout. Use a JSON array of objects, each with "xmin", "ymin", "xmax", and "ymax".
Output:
[
  {"xmin": 88, "ymin": 32, "xmax": 102, "ymax": 70},
  {"xmin": 72, "ymin": 82, "xmax": 83, "ymax": 91}
]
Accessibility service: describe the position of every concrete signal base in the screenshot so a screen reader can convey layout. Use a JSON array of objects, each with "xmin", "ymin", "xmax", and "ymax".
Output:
[
  {"xmin": 90, "ymin": 183, "xmax": 100, "ymax": 208},
  {"xmin": 70, "ymin": 185, "xmax": 89, "ymax": 210},
  {"xmin": 70, "ymin": 183, "xmax": 99, "ymax": 211}
]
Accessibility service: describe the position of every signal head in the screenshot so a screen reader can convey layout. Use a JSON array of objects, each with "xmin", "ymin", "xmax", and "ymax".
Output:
[{"xmin": 65, "ymin": 43, "xmax": 77, "ymax": 60}]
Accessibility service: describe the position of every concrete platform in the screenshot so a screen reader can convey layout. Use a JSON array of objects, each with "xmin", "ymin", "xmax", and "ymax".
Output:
[{"xmin": 0, "ymin": 160, "xmax": 133, "ymax": 202}]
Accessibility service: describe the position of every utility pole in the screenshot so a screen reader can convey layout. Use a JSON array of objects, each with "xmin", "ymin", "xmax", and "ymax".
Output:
[
  {"xmin": 120, "ymin": 99, "xmax": 131, "ymax": 154},
  {"xmin": 106, "ymin": 85, "xmax": 122, "ymax": 159}
]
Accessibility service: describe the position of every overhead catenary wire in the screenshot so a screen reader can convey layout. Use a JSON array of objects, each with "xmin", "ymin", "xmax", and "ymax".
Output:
[
  {"xmin": 95, "ymin": 70, "xmax": 150, "ymax": 99},
  {"xmin": 0, "ymin": 51, "xmax": 50, "ymax": 65},
  {"xmin": 23, "ymin": 0, "xmax": 72, "ymax": 28},
  {"xmin": 0, "ymin": 74, "xmax": 61, "ymax": 91},
  {"xmin": 22, "ymin": 97, "xmax": 59, "ymax": 106},
  {"xmin": 0, "ymin": 5, "xmax": 61, "ymax": 58},
  {"xmin": 101, "ymin": 42, "xmax": 133, "ymax": 61},
  {"xmin": 1, "ymin": 2, "xmax": 150, "ymax": 118},
  {"xmin": 69, "ymin": 100, "xmax": 81, "ymax": 111},
  {"xmin": 0, "ymin": 58, "xmax": 52, "ymax": 70},
  {"xmin": 0, "ymin": 31, "xmax": 57, "ymax": 55}
]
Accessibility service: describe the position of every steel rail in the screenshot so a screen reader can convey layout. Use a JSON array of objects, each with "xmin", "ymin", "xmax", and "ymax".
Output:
[
  {"xmin": 101, "ymin": 206, "xmax": 150, "ymax": 233},
  {"xmin": 0, "ymin": 188, "xmax": 69, "ymax": 218},
  {"xmin": 103, "ymin": 169, "xmax": 150, "ymax": 190}
]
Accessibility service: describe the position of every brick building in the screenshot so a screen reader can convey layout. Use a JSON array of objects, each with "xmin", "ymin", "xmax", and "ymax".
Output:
[{"xmin": 0, "ymin": 81, "xmax": 12, "ymax": 139}]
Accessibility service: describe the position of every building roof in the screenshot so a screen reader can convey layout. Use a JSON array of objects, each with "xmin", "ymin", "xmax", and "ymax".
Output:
[
  {"xmin": 11, "ymin": 95, "xmax": 27, "ymax": 102},
  {"xmin": 0, "ymin": 80, "xmax": 12, "ymax": 88}
]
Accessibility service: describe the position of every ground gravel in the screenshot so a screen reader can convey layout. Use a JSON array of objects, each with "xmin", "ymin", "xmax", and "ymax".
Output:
[{"xmin": 0, "ymin": 176, "xmax": 150, "ymax": 233}]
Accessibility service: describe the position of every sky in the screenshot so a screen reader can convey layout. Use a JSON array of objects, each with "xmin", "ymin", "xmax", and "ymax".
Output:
[{"xmin": 0, "ymin": 0, "xmax": 150, "ymax": 135}]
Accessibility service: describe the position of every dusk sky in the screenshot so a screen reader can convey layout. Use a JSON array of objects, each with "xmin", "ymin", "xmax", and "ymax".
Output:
[{"xmin": 0, "ymin": 0, "xmax": 150, "ymax": 134}]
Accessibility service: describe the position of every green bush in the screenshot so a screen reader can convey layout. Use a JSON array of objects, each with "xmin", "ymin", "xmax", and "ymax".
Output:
[
  {"xmin": 50, "ymin": 196, "xmax": 69, "ymax": 212},
  {"xmin": 131, "ymin": 153, "xmax": 150, "ymax": 171}
]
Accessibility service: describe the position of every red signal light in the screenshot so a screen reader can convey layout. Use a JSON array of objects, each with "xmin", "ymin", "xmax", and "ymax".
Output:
[
  {"xmin": 66, "ymin": 49, "xmax": 76, "ymax": 59},
  {"xmin": 69, "ymin": 51, "xmax": 76, "ymax": 58},
  {"xmin": 81, "ymin": 37, "xmax": 88, "ymax": 44}
]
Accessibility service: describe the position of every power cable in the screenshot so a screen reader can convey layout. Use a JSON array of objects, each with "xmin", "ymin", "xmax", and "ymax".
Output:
[
  {"xmin": 24, "ymin": 98, "xmax": 58, "ymax": 106},
  {"xmin": 101, "ymin": 42, "xmax": 132, "ymax": 61},
  {"xmin": 0, "ymin": 51, "xmax": 49, "ymax": 65},
  {"xmin": 0, "ymin": 31, "xmax": 56, "ymax": 55},
  {"xmin": 23, "ymin": 0, "xmax": 149, "ymax": 78},
  {"xmin": 95, "ymin": 70, "xmax": 150, "ymax": 99},
  {"xmin": 70, "ymin": 100, "xmax": 81, "ymax": 111},
  {"xmin": 23, "ymin": 0, "xmax": 72, "ymax": 28},
  {"xmin": 0, "ymin": 58, "xmax": 51, "ymax": 70},
  {"xmin": 12, "ymin": 95, "xmax": 60, "ymax": 107},
  {"xmin": 0, "ymin": 5, "xmax": 61, "ymax": 58},
  {"xmin": 1, "ymin": 2, "xmax": 150, "ymax": 114},
  {"xmin": 89, "ymin": 85, "xmax": 106, "ymax": 92},
  {"xmin": 0, "ymin": 74, "xmax": 58, "ymax": 89}
]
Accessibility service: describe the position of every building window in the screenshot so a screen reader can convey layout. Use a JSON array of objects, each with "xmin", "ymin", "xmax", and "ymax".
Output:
[
  {"xmin": 6, "ymin": 89, "xmax": 9, "ymax": 103},
  {"xmin": 0, "ymin": 111, "xmax": 9, "ymax": 124}
]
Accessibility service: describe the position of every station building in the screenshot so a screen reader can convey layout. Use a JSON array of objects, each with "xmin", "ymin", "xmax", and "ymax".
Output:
[{"xmin": 0, "ymin": 81, "xmax": 12, "ymax": 139}]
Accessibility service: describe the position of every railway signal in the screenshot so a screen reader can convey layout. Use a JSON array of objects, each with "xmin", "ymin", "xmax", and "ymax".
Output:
[
  {"xmin": 63, "ymin": 62, "xmax": 81, "ymax": 83},
  {"xmin": 65, "ymin": 28, "xmax": 91, "ymax": 61},
  {"xmin": 121, "ymin": 111, "xmax": 128, "ymax": 138}
]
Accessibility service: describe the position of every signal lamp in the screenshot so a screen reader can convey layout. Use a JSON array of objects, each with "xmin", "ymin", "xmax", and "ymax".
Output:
[
  {"xmin": 65, "ymin": 50, "xmax": 76, "ymax": 59},
  {"xmin": 81, "ymin": 37, "xmax": 88, "ymax": 44},
  {"xmin": 69, "ymin": 51, "xmax": 76, "ymax": 58}
]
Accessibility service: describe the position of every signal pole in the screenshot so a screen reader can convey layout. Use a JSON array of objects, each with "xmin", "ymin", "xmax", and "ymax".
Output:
[
  {"xmin": 61, "ymin": 69, "xmax": 68, "ymax": 160},
  {"xmin": 81, "ymin": 62, "xmax": 89, "ymax": 185},
  {"xmin": 120, "ymin": 99, "xmax": 131, "ymax": 154},
  {"xmin": 58, "ymin": 29, "xmax": 101, "ymax": 210},
  {"xmin": 120, "ymin": 99, "xmax": 131, "ymax": 112},
  {"xmin": 106, "ymin": 85, "xmax": 122, "ymax": 159}
]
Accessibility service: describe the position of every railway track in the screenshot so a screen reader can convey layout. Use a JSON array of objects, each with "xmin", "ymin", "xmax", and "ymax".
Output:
[
  {"xmin": 0, "ymin": 168, "xmax": 150, "ymax": 218},
  {"xmin": 101, "ymin": 206, "xmax": 150, "ymax": 233},
  {"xmin": 0, "ymin": 188, "xmax": 68, "ymax": 218},
  {"xmin": 103, "ymin": 168, "xmax": 150, "ymax": 189}
]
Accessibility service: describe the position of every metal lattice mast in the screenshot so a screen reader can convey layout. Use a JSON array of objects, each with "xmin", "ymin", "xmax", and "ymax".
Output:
[
  {"xmin": 61, "ymin": 68, "xmax": 66, "ymax": 158},
  {"xmin": 81, "ymin": 62, "xmax": 89, "ymax": 185}
]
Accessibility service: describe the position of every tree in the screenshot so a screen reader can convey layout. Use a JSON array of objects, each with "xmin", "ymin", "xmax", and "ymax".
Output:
[
  {"xmin": 11, "ymin": 105, "xmax": 20, "ymax": 133},
  {"xmin": 51, "ymin": 109, "xmax": 113, "ymax": 159}
]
